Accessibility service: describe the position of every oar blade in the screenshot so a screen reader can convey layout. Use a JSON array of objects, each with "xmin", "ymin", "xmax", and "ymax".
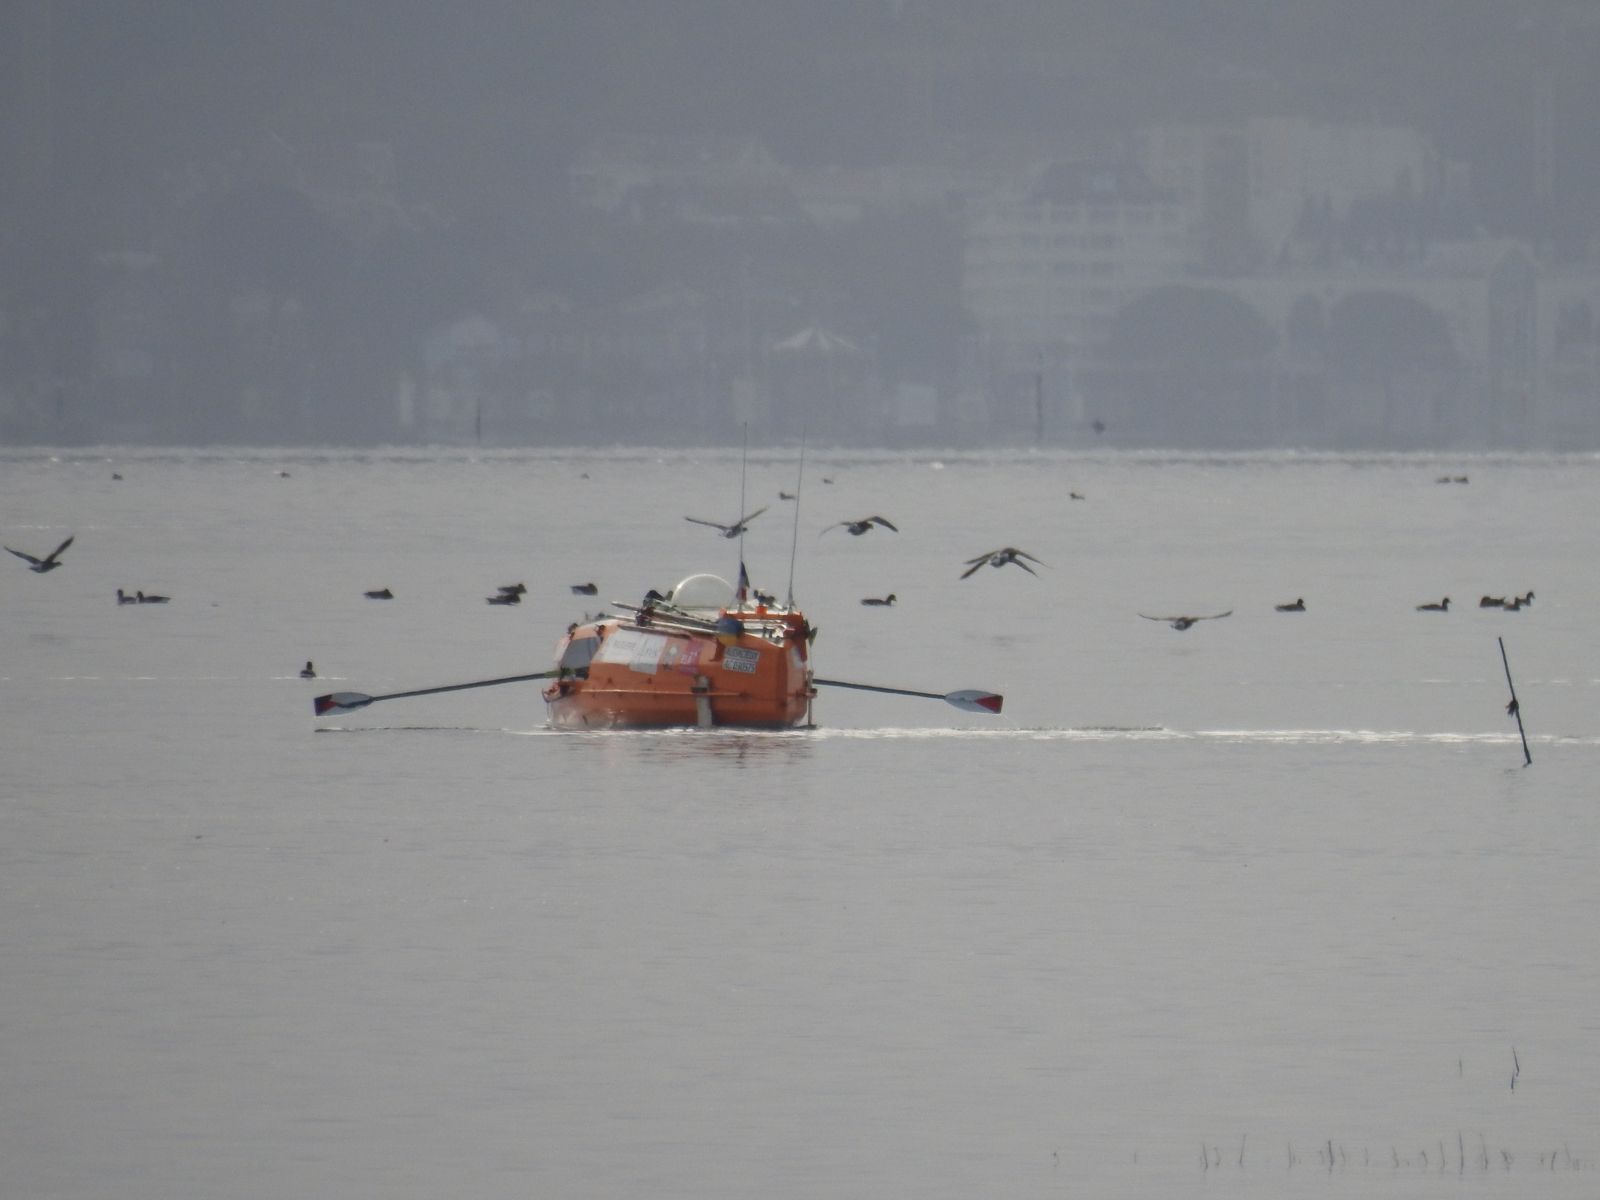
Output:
[
  {"xmin": 945, "ymin": 689, "xmax": 1003, "ymax": 714},
  {"xmin": 314, "ymin": 691, "xmax": 374, "ymax": 716}
]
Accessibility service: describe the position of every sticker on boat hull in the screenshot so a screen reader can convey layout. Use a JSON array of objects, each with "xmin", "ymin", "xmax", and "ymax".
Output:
[
  {"xmin": 661, "ymin": 638, "xmax": 706, "ymax": 675},
  {"xmin": 594, "ymin": 627, "xmax": 667, "ymax": 674}
]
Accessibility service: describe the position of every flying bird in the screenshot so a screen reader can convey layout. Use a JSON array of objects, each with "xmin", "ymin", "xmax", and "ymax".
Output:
[
  {"xmin": 1415, "ymin": 597, "xmax": 1450, "ymax": 611},
  {"xmin": 960, "ymin": 547, "xmax": 1045, "ymax": 579},
  {"xmin": 825, "ymin": 515, "xmax": 898, "ymax": 536},
  {"xmin": 570, "ymin": 582, "xmax": 599, "ymax": 595},
  {"xmin": 1275, "ymin": 598, "xmax": 1306, "ymax": 612},
  {"xmin": 1141, "ymin": 611, "xmax": 1231, "ymax": 631},
  {"xmin": 684, "ymin": 506, "xmax": 768, "ymax": 538},
  {"xmin": 6, "ymin": 535, "xmax": 74, "ymax": 573}
]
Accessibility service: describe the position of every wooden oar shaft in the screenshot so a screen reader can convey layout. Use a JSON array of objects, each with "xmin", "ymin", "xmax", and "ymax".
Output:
[
  {"xmin": 316, "ymin": 671, "xmax": 561, "ymax": 713},
  {"xmin": 371, "ymin": 670, "xmax": 559, "ymax": 703},
  {"xmin": 814, "ymin": 677, "xmax": 944, "ymax": 701}
]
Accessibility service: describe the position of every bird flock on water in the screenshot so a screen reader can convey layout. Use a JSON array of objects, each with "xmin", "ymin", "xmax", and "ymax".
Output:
[{"xmin": 5, "ymin": 464, "xmax": 1542, "ymax": 696}]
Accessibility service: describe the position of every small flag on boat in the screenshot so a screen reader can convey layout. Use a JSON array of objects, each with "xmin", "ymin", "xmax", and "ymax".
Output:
[{"xmin": 736, "ymin": 560, "xmax": 749, "ymax": 604}]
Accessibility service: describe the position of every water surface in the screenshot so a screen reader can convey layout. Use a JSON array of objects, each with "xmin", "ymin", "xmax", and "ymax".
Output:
[{"xmin": 3, "ymin": 447, "xmax": 1595, "ymax": 1198}]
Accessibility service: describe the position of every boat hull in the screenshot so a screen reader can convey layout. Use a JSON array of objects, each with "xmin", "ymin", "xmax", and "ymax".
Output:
[{"xmin": 543, "ymin": 615, "xmax": 813, "ymax": 730}]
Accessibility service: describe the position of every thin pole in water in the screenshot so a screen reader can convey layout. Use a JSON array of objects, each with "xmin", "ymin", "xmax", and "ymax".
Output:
[{"xmin": 1498, "ymin": 636, "xmax": 1531, "ymax": 766}]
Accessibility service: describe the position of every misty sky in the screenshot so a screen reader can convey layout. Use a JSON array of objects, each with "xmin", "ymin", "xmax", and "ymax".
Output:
[{"xmin": 8, "ymin": 0, "xmax": 1597, "ymax": 248}]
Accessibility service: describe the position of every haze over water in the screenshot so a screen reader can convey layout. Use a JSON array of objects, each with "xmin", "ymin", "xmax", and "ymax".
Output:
[{"xmin": 3, "ymin": 446, "xmax": 1596, "ymax": 1199}]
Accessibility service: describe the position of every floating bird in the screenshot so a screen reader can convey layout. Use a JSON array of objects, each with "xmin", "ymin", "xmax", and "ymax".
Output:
[
  {"xmin": 116, "ymin": 588, "xmax": 137, "ymax": 605},
  {"xmin": 960, "ymin": 547, "xmax": 1044, "ymax": 579},
  {"xmin": 1069, "ymin": 491, "xmax": 1085, "ymax": 500},
  {"xmin": 860, "ymin": 594, "xmax": 897, "ymax": 606},
  {"xmin": 1416, "ymin": 597, "xmax": 1450, "ymax": 611},
  {"xmin": 137, "ymin": 590, "xmax": 169, "ymax": 604},
  {"xmin": 364, "ymin": 587, "xmax": 393, "ymax": 600},
  {"xmin": 570, "ymin": 582, "xmax": 598, "ymax": 595},
  {"xmin": 1275, "ymin": 598, "xmax": 1306, "ymax": 612},
  {"xmin": 300, "ymin": 661, "xmax": 317, "ymax": 679},
  {"xmin": 778, "ymin": 491, "xmax": 797, "ymax": 500},
  {"xmin": 6, "ymin": 535, "xmax": 74, "ymax": 574},
  {"xmin": 497, "ymin": 583, "xmax": 527, "ymax": 597},
  {"xmin": 1515, "ymin": 590, "xmax": 1534, "ymax": 607},
  {"xmin": 684, "ymin": 506, "xmax": 768, "ymax": 538},
  {"xmin": 486, "ymin": 591, "xmax": 520, "ymax": 605},
  {"xmin": 1479, "ymin": 595, "xmax": 1506, "ymax": 608},
  {"xmin": 1503, "ymin": 591, "xmax": 1534, "ymax": 611},
  {"xmin": 111, "ymin": 472, "xmax": 123, "ymax": 481},
  {"xmin": 825, "ymin": 515, "xmax": 898, "ymax": 536},
  {"xmin": 1140, "ymin": 611, "xmax": 1231, "ymax": 631}
]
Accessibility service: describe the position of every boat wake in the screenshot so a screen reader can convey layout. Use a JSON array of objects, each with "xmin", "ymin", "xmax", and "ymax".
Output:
[
  {"xmin": 811, "ymin": 726, "xmax": 1600, "ymax": 746},
  {"xmin": 317, "ymin": 724, "xmax": 1600, "ymax": 747}
]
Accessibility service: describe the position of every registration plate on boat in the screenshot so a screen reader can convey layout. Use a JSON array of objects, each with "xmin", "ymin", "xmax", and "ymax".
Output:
[{"xmin": 722, "ymin": 646, "xmax": 760, "ymax": 674}]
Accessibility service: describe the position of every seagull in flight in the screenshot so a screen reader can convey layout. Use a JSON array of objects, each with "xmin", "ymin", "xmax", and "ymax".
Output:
[
  {"xmin": 6, "ymin": 535, "xmax": 74, "ymax": 573},
  {"xmin": 1140, "ymin": 611, "xmax": 1231, "ymax": 631},
  {"xmin": 824, "ymin": 515, "xmax": 898, "ymax": 536},
  {"xmin": 960, "ymin": 547, "xmax": 1044, "ymax": 579},
  {"xmin": 685, "ymin": 506, "xmax": 768, "ymax": 538}
]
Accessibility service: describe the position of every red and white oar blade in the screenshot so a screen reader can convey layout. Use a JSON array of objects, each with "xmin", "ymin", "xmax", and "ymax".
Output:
[
  {"xmin": 314, "ymin": 691, "xmax": 374, "ymax": 716},
  {"xmin": 944, "ymin": 689, "xmax": 1003, "ymax": 714}
]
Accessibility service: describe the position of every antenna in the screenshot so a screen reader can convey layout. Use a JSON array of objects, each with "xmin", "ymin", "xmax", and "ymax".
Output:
[
  {"xmin": 737, "ymin": 422, "xmax": 749, "ymax": 594},
  {"xmin": 785, "ymin": 432, "xmax": 806, "ymax": 608}
]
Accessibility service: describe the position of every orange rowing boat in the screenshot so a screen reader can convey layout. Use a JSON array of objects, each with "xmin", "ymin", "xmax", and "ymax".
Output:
[
  {"xmin": 313, "ymin": 572, "xmax": 1000, "ymax": 728},
  {"xmin": 543, "ymin": 573, "xmax": 815, "ymax": 730}
]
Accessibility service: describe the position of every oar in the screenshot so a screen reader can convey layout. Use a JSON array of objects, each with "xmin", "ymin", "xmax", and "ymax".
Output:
[
  {"xmin": 1497, "ymin": 636, "xmax": 1531, "ymax": 766},
  {"xmin": 814, "ymin": 677, "xmax": 1003, "ymax": 714},
  {"xmin": 314, "ymin": 669, "xmax": 560, "ymax": 716}
]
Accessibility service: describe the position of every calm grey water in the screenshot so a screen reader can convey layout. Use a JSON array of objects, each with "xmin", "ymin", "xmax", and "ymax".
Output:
[{"xmin": 3, "ymin": 446, "xmax": 1596, "ymax": 1199}]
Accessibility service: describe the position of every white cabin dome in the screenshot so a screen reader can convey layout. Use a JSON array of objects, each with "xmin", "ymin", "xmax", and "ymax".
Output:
[{"xmin": 668, "ymin": 573, "xmax": 735, "ymax": 611}]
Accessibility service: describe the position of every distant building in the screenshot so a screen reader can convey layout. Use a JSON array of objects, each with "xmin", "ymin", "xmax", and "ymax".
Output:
[
  {"xmin": 1133, "ymin": 117, "xmax": 1458, "ymax": 271},
  {"xmin": 962, "ymin": 159, "xmax": 1188, "ymax": 433}
]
